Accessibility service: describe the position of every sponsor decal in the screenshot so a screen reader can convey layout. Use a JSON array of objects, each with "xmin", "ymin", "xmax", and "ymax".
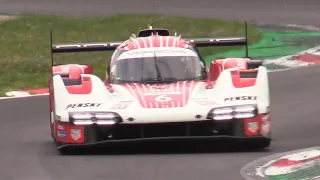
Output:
[
  {"xmin": 66, "ymin": 103, "xmax": 102, "ymax": 109},
  {"xmin": 111, "ymin": 104, "xmax": 129, "ymax": 109},
  {"xmin": 57, "ymin": 124, "xmax": 64, "ymax": 130},
  {"xmin": 261, "ymin": 123, "xmax": 270, "ymax": 136},
  {"xmin": 70, "ymin": 129, "xmax": 81, "ymax": 141},
  {"xmin": 189, "ymin": 37, "xmax": 243, "ymax": 43},
  {"xmin": 55, "ymin": 43, "xmax": 120, "ymax": 49},
  {"xmin": 144, "ymin": 85, "xmax": 182, "ymax": 95},
  {"xmin": 111, "ymin": 101, "xmax": 132, "ymax": 109},
  {"xmin": 224, "ymin": 96, "xmax": 257, "ymax": 101},
  {"xmin": 127, "ymin": 49, "xmax": 187, "ymax": 56},
  {"xmin": 61, "ymin": 66, "xmax": 69, "ymax": 73},
  {"xmin": 248, "ymin": 122, "xmax": 258, "ymax": 134},
  {"xmin": 57, "ymin": 131, "xmax": 67, "ymax": 138},
  {"xmin": 192, "ymin": 98, "xmax": 217, "ymax": 106},
  {"xmin": 261, "ymin": 114, "xmax": 271, "ymax": 135}
]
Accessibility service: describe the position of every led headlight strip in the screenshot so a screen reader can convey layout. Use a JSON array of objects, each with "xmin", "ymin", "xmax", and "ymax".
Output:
[
  {"xmin": 207, "ymin": 104, "xmax": 257, "ymax": 120},
  {"xmin": 69, "ymin": 111, "xmax": 122, "ymax": 125}
]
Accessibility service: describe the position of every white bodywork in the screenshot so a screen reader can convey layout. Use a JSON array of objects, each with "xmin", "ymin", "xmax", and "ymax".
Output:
[{"xmin": 52, "ymin": 64, "xmax": 270, "ymax": 124}]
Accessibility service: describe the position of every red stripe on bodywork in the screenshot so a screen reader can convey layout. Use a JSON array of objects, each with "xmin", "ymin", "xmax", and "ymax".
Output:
[
  {"xmin": 122, "ymin": 36, "xmax": 188, "ymax": 50},
  {"xmin": 66, "ymin": 77, "xmax": 92, "ymax": 94},
  {"xmin": 120, "ymin": 81, "xmax": 199, "ymax": 108}
]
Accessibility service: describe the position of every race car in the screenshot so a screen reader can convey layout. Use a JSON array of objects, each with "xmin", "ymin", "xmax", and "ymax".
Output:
[{"xmin": 49, "ymin": 23, "xmax": 271, "ymax": 154}]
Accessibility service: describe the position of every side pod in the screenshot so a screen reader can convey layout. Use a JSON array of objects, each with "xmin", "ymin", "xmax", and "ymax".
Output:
[
  {"xmin": 213, "ymin": 67, "xmax": 270, "ymax": 113},
  {"xmin": 52, "ymin": 74, "xmax": 112, "ymax": 113}
]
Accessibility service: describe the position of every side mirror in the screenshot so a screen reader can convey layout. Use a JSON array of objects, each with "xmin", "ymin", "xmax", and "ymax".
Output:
[
  {"xmin": 52, "ymin": 72, "xmax": 69, "ymax": 77},
  {"xmin": 104, "ymin": 73, "xmax": 114, "ymax": 92},
  {"xmin": 104, "ymin": 73, "xmax": 109, "ymax": 85},
  {"xmin": 209, "ymin": 61, "xmax": 223, "ymax": 81},
  {"xmin": 247, "ymin": 60, "xmax": 263, "ymax": 69}
]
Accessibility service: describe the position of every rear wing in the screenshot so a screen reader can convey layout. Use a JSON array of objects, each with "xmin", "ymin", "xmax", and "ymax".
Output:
[
  {"xmin": 49, "ymin": 31, "xmax": 122, "ymax": 66},
  {"xmin": 51, "ymin": 42, "xmax": 122, "ymax": 53},
  {"xmin": 187, "ymin": 22, "xmax": 249, "ymax": 57},
  {"xmin": 50, "ymin": 21, "xmax": 250, "ymax": 66},
  {"xmin": 188, "ymin": 37, "xmax": 247, "ymax": 47}
]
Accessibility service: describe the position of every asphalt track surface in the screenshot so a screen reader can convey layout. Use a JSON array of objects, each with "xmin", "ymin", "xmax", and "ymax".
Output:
[{"xmin": 0, "ymin": 0, "xmax": 320, "ymax": 180}]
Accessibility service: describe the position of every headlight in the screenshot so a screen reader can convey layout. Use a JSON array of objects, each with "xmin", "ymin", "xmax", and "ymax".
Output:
[
  {"xmin": 207, "ymin": 105, "xmax": 257, "ymax": 120},
  {"xmin": 69, "ymin": 112, "xmax": 122, "ymax": 125}
]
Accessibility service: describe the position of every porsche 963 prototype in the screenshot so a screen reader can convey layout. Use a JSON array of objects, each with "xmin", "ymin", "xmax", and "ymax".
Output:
[{"xmin": 49, "ymin": 23, "xmax": 271, "ymax": 154}]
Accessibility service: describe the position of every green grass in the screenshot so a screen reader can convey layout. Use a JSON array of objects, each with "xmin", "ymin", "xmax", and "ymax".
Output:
[{"xmin": 0, "ymin": 13, "xmax": 262, "ymax": 93}]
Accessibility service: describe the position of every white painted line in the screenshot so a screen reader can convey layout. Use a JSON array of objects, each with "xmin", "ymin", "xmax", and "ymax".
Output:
[
  {"xmin": 6, "ymin": 91, "xmax": 32, "ymax": 97},
  {"xmin": 0, "ymin": 93, "xmax": 49, "ymax": 100}
]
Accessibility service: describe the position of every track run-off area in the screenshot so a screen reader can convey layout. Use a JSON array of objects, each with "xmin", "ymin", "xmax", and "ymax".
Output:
[{"xmin": 0, "ymin": 0, "xmax": 320, "ymax": 180}]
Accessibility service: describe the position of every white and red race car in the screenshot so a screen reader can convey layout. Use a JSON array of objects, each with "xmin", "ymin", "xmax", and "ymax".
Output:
[{"xmin": 49, "ymin": 25, "xmax": 271, "ymax": 154}]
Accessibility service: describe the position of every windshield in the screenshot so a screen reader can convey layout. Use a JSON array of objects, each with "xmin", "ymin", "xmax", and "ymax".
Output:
[{"xmin": 109, "ymin": 55, "xmax": 205, "ymax": 84}]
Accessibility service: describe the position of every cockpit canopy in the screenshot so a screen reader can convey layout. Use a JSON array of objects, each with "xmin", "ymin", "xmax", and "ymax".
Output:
[{"xmin": 109, "ymin": 47, "xmax": 206, "ymax": 84}]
